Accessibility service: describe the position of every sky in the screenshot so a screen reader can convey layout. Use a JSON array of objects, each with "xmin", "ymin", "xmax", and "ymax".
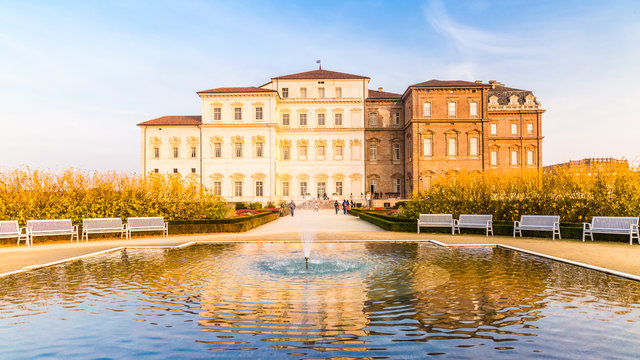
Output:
[{"xmin": 1, "ymin": 0, "xmax": 639, "ymax": 172}]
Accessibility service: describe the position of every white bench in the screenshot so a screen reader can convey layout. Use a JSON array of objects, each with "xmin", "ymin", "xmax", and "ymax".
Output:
[
  {"xmin": 417, "ymin": 214, "xmax": 454, "ymax": 234},
  {"xmin": 513, "ymin": 215, "xmax": 561, "ymax": 240},
  {"xmin": 126, "ymin": 217, "xmax": 168, "ymax": 239},
  {"xmin": 583, "ymin": 216, "xmax": 639, "ymax": 245},
  {"xmin": 82, "ymin": 218, "xmax": 126, "ymax": 241},
  {"xmin": 454, "ymin": 215, "xmax": 493, "ymax": 236},
  {"xmin": 0, "ymin": 220, "xmax": 29, "ymax": 246},
  {"xmin": 27, "ymin": 219, "xmax": 79, "ymax": 244}
]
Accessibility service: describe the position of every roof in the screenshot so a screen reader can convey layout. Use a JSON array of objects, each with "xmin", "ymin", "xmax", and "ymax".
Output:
[
  {"xmin": 488, "ymin": 85, "xmax": 538, "ymax": 105},
  {"xmin": 138, "ymin": 116, "xmax": 202, "ymax": 126},
  {"xmin": 197, "ymin": 86, "xmax": 277, "ymax": 94},
  {"xmin": 409, "ymin": 79, "xmax": 488, "ymax": 88},
  {"xmin": 367, "ymin": 89, "xmax": 402, "ymax": 100},
  {"xmin": 272, "ymin": 69, "xmax": 369, "ymax": 80}
]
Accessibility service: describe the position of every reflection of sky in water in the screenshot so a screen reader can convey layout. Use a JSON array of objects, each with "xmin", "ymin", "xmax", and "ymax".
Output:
[{"xmin": 0, "ymin": 242, "xmax": 639, "ymax": 359}]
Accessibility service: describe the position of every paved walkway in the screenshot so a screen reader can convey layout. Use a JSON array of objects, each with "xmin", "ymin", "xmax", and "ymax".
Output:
[
  {"xmin": 1, "ymin": 210, "xmax": 640, "ymax": 278},
  {"xmin": 244, "ymin": 209, "xmax": 382, "ymax": 235}
]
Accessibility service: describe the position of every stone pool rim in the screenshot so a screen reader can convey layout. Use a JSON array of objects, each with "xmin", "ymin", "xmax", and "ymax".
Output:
[{"xmin": 1, "ymin": 239, "xmax": 639, "ymax": 283}]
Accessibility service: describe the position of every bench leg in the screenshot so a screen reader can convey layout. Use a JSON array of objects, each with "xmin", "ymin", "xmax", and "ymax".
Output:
[{"xmin": 417, "ymin": 225, "xmax": 420, "ymax": 234}]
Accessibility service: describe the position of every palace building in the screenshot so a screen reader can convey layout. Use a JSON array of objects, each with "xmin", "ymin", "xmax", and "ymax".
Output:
[{"xmin": 138, "ymin": 69, "xmax": 544, "ymax": 202}]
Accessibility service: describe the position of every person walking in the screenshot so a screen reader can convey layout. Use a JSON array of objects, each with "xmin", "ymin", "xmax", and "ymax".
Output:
[
  {"xmin": 289, "ymin": 200, "xmax": 296, "ymax": 217},
  {"xmin": 342, "ymin": 199, "xmax": 348, "ymax": 215},
  {"xmin": 314, "ymin": 199, "xmax": 319, "ymax": 212},
  {"xmin": 334, "ymin": 200, "xmax": 339, "ymax": 214}
]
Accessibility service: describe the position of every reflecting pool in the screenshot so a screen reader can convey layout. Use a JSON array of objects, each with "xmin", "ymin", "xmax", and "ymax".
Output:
[{"xmin": 1, "ymin": 242, "xmax": 640, "ymax": 359}]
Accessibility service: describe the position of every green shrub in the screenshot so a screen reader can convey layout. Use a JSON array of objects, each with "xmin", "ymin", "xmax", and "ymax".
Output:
[
  {"xmin": 250, "ymin": 202, "xmax": 262, "ymax": 210},
  {"xmin": 235, "ymin": 202, "xmax": 248, "ymax": 210}
]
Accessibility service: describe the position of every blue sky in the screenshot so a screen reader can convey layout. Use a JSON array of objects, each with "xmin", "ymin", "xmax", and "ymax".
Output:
[{"xmin": 1, "ymin": 0, "xmax": 639, "ymax": 172}]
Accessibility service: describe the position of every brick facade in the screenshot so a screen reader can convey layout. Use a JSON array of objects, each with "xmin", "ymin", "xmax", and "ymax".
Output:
[{"xmin": 364, "ymin": 80, "xmax": 544, "ymax": 198}]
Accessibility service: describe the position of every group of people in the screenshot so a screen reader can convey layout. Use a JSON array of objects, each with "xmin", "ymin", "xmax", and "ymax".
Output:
[
  {"xmin": 334, "ymin": 200, "xmax": 352, "ymax": 215},
  {"xmin": 288, "ymin": 199, "xmax": 355, "ymax": 216}
]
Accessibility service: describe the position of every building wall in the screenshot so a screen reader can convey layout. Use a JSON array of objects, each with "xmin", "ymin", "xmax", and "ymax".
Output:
[
  {"xmin": 140, "ymin": 76, "xmax": 544, "ymax": 202},
  {"xmin": 364, "ymin": 97, "xmax": 404, "ymax": 197}
]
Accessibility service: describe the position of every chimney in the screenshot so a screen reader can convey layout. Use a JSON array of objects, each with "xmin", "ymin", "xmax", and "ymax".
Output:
[
  {"xmin": 475, "ymin": 80, "xmax": 482, "ymax": 84},
  {"xmin": 378, "ymin": 87, "xmax": 383, "ymax": 92}
]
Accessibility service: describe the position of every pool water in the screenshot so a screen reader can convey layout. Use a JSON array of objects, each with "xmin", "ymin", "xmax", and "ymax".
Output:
[{"xmin": 1, "ymin": 242, "xmax": 639, "ymax": 359}]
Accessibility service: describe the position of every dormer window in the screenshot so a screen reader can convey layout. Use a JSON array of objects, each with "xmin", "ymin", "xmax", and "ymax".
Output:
[
  {"xmin": 509, "ymin": 95, "xmax": 519, "ymax": 105},
  {"xmin": 525, "ymin": 95, "xmax": 535, "ymax": 105},
  {"xmin": 489, "ymin": 96, "xmax": 499, "ymax": 105}
]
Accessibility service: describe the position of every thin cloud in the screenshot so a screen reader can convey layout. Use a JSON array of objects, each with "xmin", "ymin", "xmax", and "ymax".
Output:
[{"xmin": 424, "ymin": 0, "xmax": 531, "ymax": 55}]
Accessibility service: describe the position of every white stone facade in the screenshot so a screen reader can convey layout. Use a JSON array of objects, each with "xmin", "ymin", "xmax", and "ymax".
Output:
[{"xmin": 139, "ymin": 69, "xmax": 369, "ymax": 203}]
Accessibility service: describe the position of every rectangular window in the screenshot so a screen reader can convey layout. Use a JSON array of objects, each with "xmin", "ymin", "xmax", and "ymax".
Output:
[
  {"xmin": 153, "ymin": 147, "xmax": 159, "ymax": 158},
  {"xmin": 511, "ymin": 123, "xmax": 518, "ymax": 135},
  {"xmin": 394, "ymin": 112, "xmax": 400, "ymax": 125},
  {"xmin": 282, "ymin": 145, "xmax": 290, "ymax": 160},
  {"xmin": 173, "ymin": 168, "xmax": 178, "ymax": 174},
  {"xmin": 334, "ymin": 113, "xmax": 343, "ymax": 126},
  {"xmin": 423, "ymin": 137, "xmax": 432, "ymax": 157},
  {"xmin": 282, "ymin": 113, "xmax": 290, "ymax": 126},
  {"xmin": 213, "ymin": 108, "xmax": 222, "ymax": 121},
  {"xmin": 423, "ymin": 102, "xmax": 431, "ymax": 117},
  {"xmin": 299, "ymin": 113, "xmax": 307, "ymax": 126},
  {"xmin": 448, "ymin": 102, "xmax": 456, "ymax": 117},
  {"xmin": 255, "ymin": 107, "xmax": 263, "ymax": 121},
  {"xmin": 470, "ymin": 102, "xmax": 478, "ymax": 117},
  {"xmin": 448, "ymin": 137, "xmax": 457, "ymax": 157},
  {"xmin": 214, "ymin": 143, "xmax": 222, "ymax": 158},
  {"xmin": 317, "ymin": 182, "xmax": 326, "ymax": 198},
  {"xmin": 335, "ymin": 87, "xmax": 342, "ymax": 98},
  {"xmin": 234, "ymin": 107, "xmax": 242, "ymax": 121},
  {"xmin": 491, "ymin": 150, "xmax": 498, "ymax": 166},
  {"xmin": 369, "ymin": 144, "xmax": 377, "ymax": 161},
  {"xmin": 317, "ymin": 113, "xmax": 325, "ymax": 126},
  {"xmin": 318, "ymin": 87, "xmax": 325, "ymax": 98},
  {"xmin": 424, "ymin": 176, "xmax": 432, "ymax": 191},
  {"xmin": 490, "ymin": 123, "xmax": 497, "ymax": 135},
  {"xmin": 300, "ymin": 181, "xmax": 307, "ymax": 196},
  {"xmin": 234, "ymin": 181, "xmax": 243, "ymax": 197},
  {"xmin": 255, "ymin": 142, "xmax": 263, "ymax": 158},
  {"xmin": 395, "ymin": 178, "xmax": 401, "ymax": 193},
  {"xmin": 173, "ymin": 147, "xmax": 179, "ymax": 158},
  {"xmin": 469, "ymin": 137, "xmax": 479, "ymax": 156},
  {"xmin": 282, "ymin": 181, "xmax": 290, "ymax": 197},
  {"xmin": 370, "ymin": 179, "xmax": 378, "ymax": 193},
  {"xmin": 335, "ymin": 145, "xmax": 343, "ymax": 160},
  {"xmin": 336, "ymin": 181, "xmax": 343, "ymax": 196},
  {"xmin": 191, "ymin": 168, "xmax": 196, "ymax": 173},
  {"xmin": 234, "ymin": 142, "xmax": 243, "ymax": 158},
  {"xmin": 393, "ymin": 144, "xmax": 400, "ymax": 161},
  {"xmin": 255, "ymin": 181, "xmax": 263, "ymax": 197},
  {"xmin": 282, "ymin": 88, "xmax": 289, "ymax": 98},
  {"xmin": 300, "ymin": 145, "xmax": 308, "ymax": 159},
  {"xmin": 511, "ymin": 150, "xmax": 519, "ymax": 165},
  {"xmin": 527, "ymin": 150, "xmax": 535, "ymax": 165},
  {"xmin": 317, "ymin": 145, "xmax": 325, "ymax": 160},
  {"xmin": 213, "ymin": 181, "xmax": 221, "ymax": 196},
  {"xmin": 153, "ymin": 168, "xmax": 159, "ymax": 173},
  {"xmin": 300, "ymin": 88, "xmax": 306, "ymax": 98},
  {"xmin": 527, "ymin": 123, "xmax": 534, "ymax": 135},
  {"xmin": 369, "ymin": 113, "xmax": 377, "ymax": 127},
  {"xmin": 191, "ymin": 147, "xmax": 197, "ymax": 158}
]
